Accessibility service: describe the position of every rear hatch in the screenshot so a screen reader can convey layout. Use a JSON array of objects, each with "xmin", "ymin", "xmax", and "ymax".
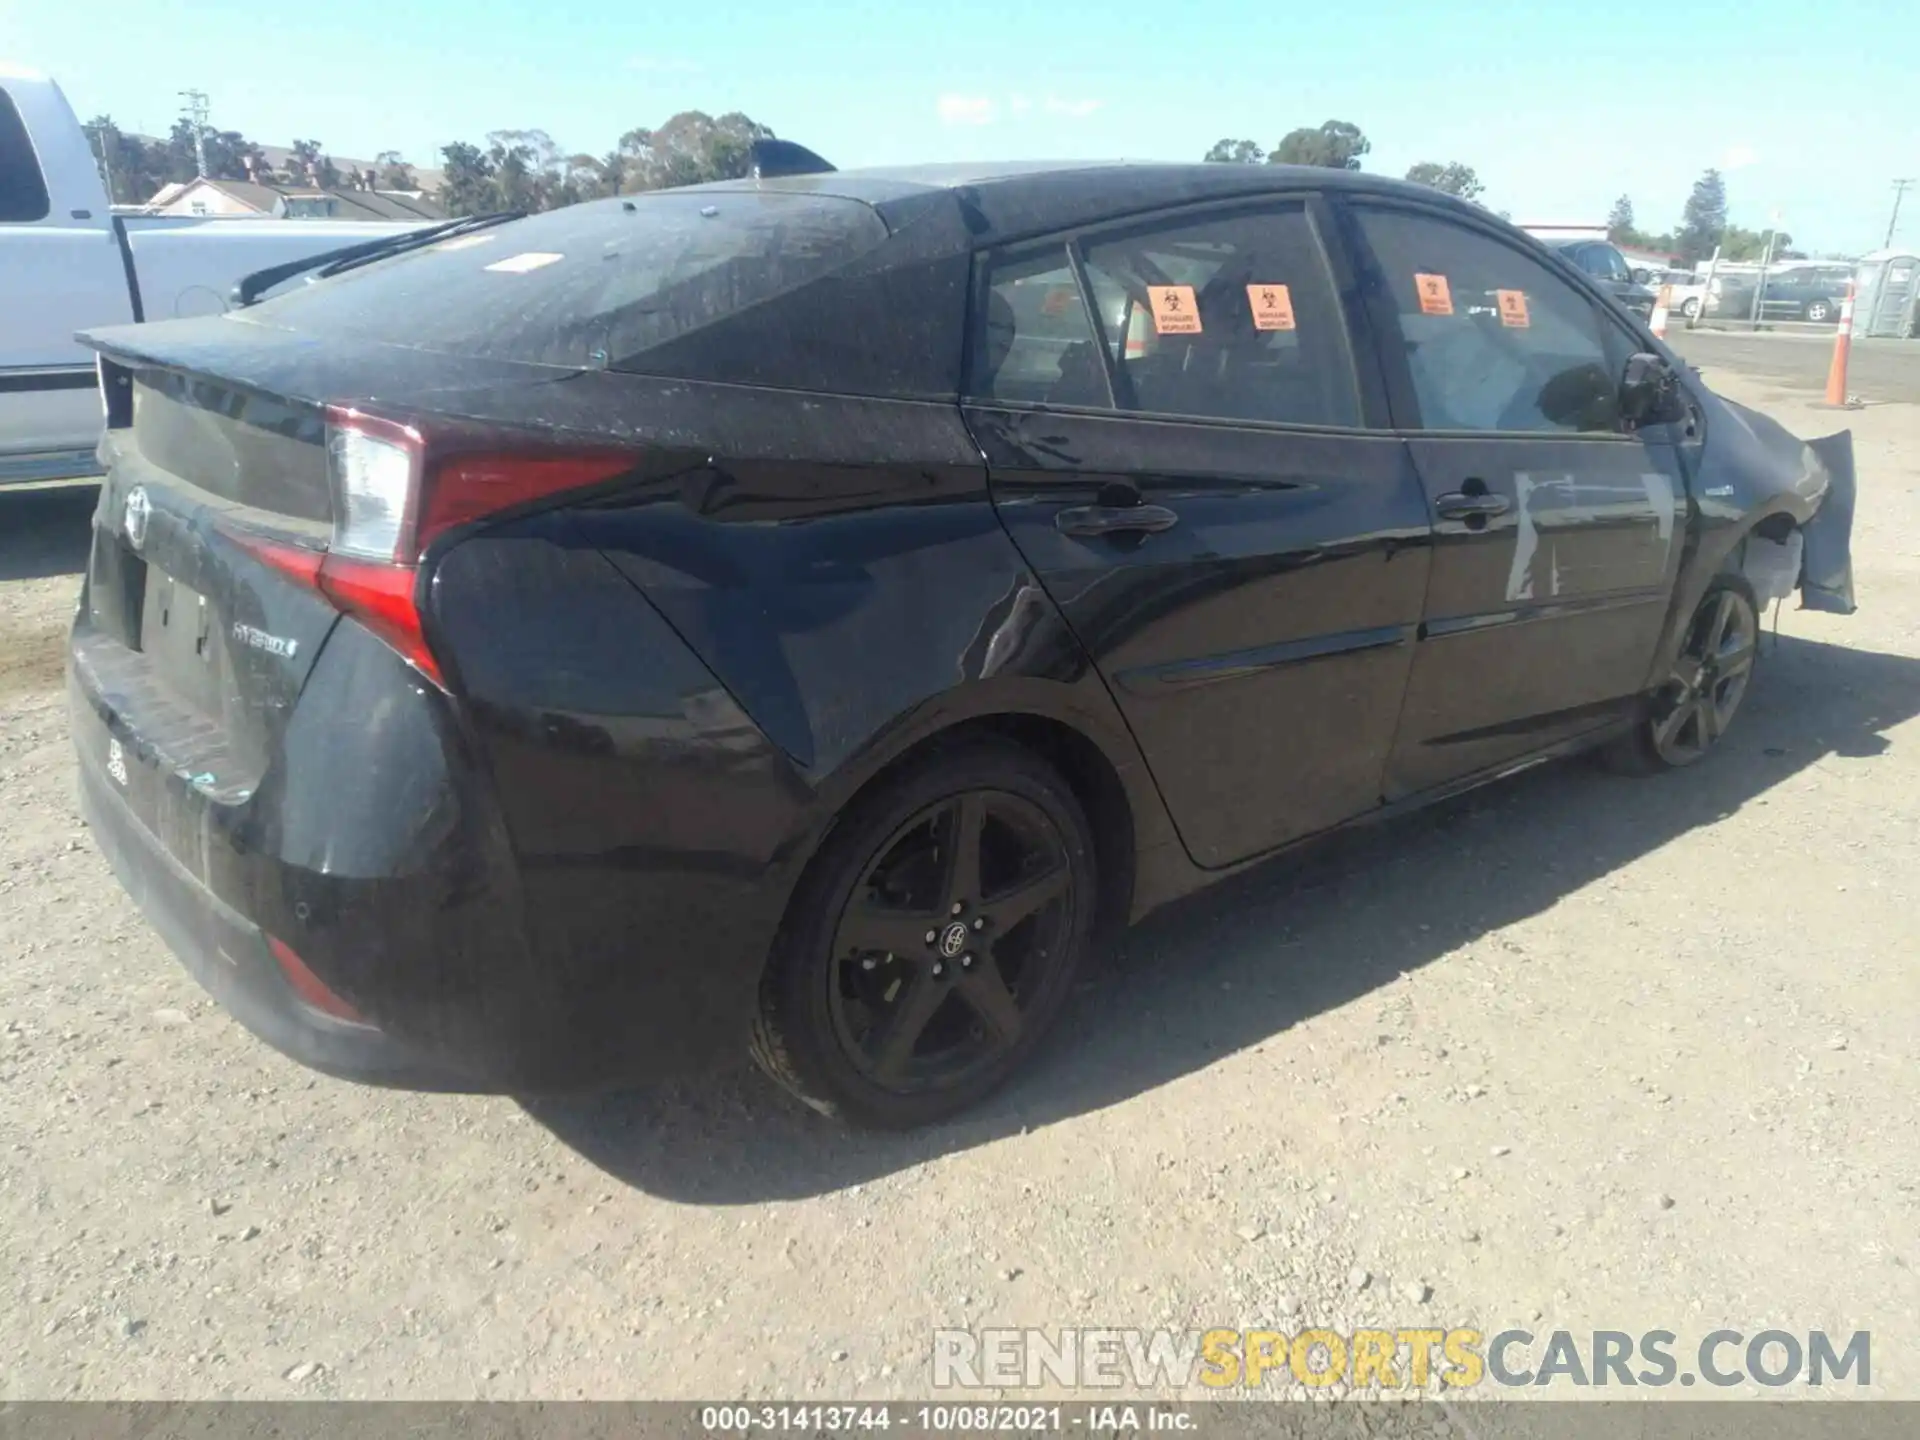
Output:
[
  {"xmin": 72, "ymin": 184, "xmax": 897, "ymax": 861},
  {"xmin": 70, "ymin": 320, "xmax": 563, "ymax": 856}
]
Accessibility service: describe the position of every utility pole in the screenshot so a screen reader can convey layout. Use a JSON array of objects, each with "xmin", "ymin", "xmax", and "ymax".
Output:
[
  {"xmin": 178, "ymin": 90, "xmax": 210, "ymax": 178},
  {"xmin": 1888, "ymin": 179, "xmax": 1914, "ymax": 249}
]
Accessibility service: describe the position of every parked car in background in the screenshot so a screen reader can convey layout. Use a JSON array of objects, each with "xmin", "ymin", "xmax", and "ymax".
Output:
[
  {"xmin": 1708, "ymin": 265, "xmax": 1854, "ymax": 324},
  {"xmin": 0, "ymin": 64, "xmax": 427, "ymax": 487},
  {"xmin": 72, "ymin": 157, "xmax": 1856, "ymax": 1127},
  {"xmin": 1647, "ymin": 268, "xmax": 1708, "ymax": 319},
  {"xmin": 1540, "ymin": 237, "xmax": 1658, "ymax": 319}
]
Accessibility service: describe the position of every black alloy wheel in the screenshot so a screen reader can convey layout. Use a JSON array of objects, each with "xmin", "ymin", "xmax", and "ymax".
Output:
[
  {"xmin": 752, "ymin": 740, "xmax": 1096, "ymax": 1128},
  {"xmin": 1610, "ymin": 578, "xmax": 1760, "ymax": 773}
]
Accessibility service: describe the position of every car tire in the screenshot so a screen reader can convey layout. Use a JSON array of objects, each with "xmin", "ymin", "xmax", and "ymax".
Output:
[
  {"xmin": 1805, "ymin": 300, "xmax": 1833, "ymax": 323},
  {"xmin": 1681, "ymin": 297, "xmax": 1701, "ymax": 320},
  {"xmin": 1605, "ymin": 576, "xmax": 1761, "ymax": 775},
  {"xmin": 750, "ymin": 738, "xmax": 1097, "ymax": 1129}
]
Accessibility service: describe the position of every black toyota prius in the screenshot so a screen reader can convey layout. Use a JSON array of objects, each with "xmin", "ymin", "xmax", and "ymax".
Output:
[{"xmin": 71, "ymin": 154, "xmax": 1856, "ymax": 1128}]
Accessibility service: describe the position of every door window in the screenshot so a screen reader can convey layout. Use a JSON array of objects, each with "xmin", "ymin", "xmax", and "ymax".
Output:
[
  {"xmin": 968, "ymin": 249, "xmax": 1112, "ymax": 408},
  {"xmin": 1079, "ymin": 206, "xmax": 1360, "ymax": 428},
  {"xmin": 1353, "ymin": 207, "xmax": 1625, "ymax": 435},
  {"xmin": 0, "ymin": 88, "xmax": 52, "ymax": 223}
]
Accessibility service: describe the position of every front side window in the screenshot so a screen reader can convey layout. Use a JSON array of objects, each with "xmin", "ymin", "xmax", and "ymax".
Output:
[
  {"xmin": 1077, "ymin": 204, "xmax": 1360, "ymax": 428},
  {"xmin": 1353, "ymin": 206, "xmax": 1625, "ymax": 435},
  {"xmin": 0, "ymin": 88, "xmax": 52, "ymax": 224}
]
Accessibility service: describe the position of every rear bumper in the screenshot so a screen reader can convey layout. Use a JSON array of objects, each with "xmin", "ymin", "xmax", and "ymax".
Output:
[
  {"xmin": 77, "ymin": 742, "xmax": 466, "ymax": 1089},
  {"xmin": 67, "ymin": 604, "xmax": 788, "ymax": 1095}
]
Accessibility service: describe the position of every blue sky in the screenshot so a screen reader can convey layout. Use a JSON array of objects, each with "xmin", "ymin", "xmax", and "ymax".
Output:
[{"xmin": 7, "ymin": 0, "xmax": 1913, "ymax": 254}]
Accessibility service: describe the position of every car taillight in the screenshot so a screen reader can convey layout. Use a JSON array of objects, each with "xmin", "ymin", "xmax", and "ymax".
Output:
[
  {"xmin": 326, "ymin": 411, "xmax": 421, "ymax": 561},
  {"xmin": 250, "ymin": 407, "xmax": 638, "ymax": 686},
  {"xmin": 267, "ymin": 934, "xmax": 371, "ymax": 1026}
]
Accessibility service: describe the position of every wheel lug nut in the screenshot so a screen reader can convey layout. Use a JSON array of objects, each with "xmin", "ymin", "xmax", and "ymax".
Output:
[
  {"xmin": 972, "ymin": 918, "xmax": 984, "ymax": 931},
  {"xmin": 924, "ymin": 930, "xmax": 937, "ymax": 945},
  {"xmin": 951, "ymin": 902, "xmax": 964, "ymax": 916},
  {"xmin": 961, "ymin": 954, "xmax": 974, "ymax": 969},
  {"xmin": 932, "ymin": 962, "xmax": 945, "ymax": 978},
  {"xmin": 862, "ymin": 957, "xmax": 877, "ymax": 970}
]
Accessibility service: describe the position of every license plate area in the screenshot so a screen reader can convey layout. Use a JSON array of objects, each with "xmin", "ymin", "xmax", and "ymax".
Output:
[{"xmin": 139, "ymin": 567, "xmax": 226, "ymax": 716}]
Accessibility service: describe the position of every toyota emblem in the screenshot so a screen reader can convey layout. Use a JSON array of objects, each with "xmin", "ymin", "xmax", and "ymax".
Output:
[
  {"xmin": 123, "ymin": 486, "xmax": 151, "ymax": 551},
  {"xmin": 938, "ymin": 921, "xmax": 969, "ymax": 959}
]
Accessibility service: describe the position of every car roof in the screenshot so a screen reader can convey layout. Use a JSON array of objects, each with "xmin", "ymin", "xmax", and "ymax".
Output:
[{"xmin": 694, "ymin": 160, "xmax": 1488, "ymax": 248}]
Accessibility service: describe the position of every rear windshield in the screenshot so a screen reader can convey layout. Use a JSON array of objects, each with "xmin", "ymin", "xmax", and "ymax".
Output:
[{"xmin": 242, "ymin": 189, "xmax": 891, "ymax": 371}]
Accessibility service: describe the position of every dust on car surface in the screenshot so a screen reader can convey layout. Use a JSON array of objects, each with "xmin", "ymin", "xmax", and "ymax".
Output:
[{"xmin": 1, "ymin": 352, "xmax": 1917, "ymax": 1399}]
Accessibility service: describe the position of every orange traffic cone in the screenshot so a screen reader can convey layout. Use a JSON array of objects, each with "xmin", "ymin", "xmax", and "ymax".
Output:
[
  {"xmin": 1649, "ymin": 284, "xmax": 1671, "ymax": 340},
  {"xmin": 1823, "ymin": 282, "xmax": 1856, "ymax": 407}
]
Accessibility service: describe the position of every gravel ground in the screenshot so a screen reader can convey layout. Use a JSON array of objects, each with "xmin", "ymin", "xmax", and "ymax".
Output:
[{"xmin": 2, "ymin": 356, "xmax": 1917, "ymax": 1404}]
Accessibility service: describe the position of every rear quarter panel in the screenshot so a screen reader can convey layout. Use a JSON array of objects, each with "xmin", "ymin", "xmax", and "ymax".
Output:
[{"xmin": 418, "ymin": 373, "xmax": 1183, "ymax": 931}]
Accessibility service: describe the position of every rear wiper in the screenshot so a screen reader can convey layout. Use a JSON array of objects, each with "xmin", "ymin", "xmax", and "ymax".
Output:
[{"xmin": 231, "ymin": 211, "xmax": 525, "ymax": 308}]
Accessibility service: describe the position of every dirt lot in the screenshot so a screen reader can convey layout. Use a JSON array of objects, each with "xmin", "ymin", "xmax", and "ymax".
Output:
[{"xmin": 3, "ymin": 345, "xmax": 1917, "ymax": 1404}]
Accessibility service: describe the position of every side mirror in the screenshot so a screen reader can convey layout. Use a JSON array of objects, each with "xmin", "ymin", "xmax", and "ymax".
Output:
[{"xmin": 1620, "ymin": 352, "xmax": 1687, "ymax": 427}]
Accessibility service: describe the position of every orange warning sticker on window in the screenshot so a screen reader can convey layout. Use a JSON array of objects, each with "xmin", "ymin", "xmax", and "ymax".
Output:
[
  {"xmin": 1414, "ymin": 272, "xmax": 1453, "ymax": 316},
  {"xmin": 1041, "ymin": 285, "xmax": 1075, "ymax": 316},
  {"xmin": 1246, "ymin": 284, "xmax": 1297, "ymax": 331},
  {"xmin": 1148, "ymin": 285, "xmax": 1202, "ymax": 334},
  {"xmin": 1496, "ymin": 289, "xmax": 1531, "ymax": 328}
]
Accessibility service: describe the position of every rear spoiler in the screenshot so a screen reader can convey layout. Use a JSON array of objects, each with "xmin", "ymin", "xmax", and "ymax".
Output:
[{"xmin": 749, "ymin": 139, "xmax": 835, "ymax": 179}]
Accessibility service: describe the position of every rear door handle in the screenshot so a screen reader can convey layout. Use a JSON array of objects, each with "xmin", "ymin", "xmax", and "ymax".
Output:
[
  {"xmin": 1434, "ymin": 490, "xmax": 1511, "ymax": 520},
  {"xmin": 1055, "ymin": 503, "xmax": 1180, "ymax": 538}
]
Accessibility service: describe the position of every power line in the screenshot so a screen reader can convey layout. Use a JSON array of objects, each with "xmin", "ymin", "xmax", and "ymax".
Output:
[
  {"xmin": 1888, "ymin": 178, "xmax": 1915, "ymax": 250},
  {"xmin": 178, "ymin": 90, "xmax": 210, "ymax": 179}
]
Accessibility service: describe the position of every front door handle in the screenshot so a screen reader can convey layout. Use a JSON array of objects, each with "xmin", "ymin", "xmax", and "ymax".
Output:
[
  {"xmin": 1055, "ymin": 503, "xmax": 1180, "ymax": 538},
  {"xmin": 1434, "ymin": 490, "xmax": 1512, "ymax": 520}
]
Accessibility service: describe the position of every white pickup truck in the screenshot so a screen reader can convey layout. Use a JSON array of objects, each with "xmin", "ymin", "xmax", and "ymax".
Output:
[{"xmin": 1, "ymin": 64, "xmax": 427, "ymax": 486}]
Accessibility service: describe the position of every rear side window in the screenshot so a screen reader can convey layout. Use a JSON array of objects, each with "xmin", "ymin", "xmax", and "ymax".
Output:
[
  {"xmin": 970, "ymin": 203, "xmax": 1360, "ymax": 430},
  {"xmin": 970, "ymin": 252, "xmax": 1111, "ymax": 407},
  {"xmin": 0, "ymin": 89, "xmax": 52, "ymax": 223},
  {"xmin": 246, "ymin": 189, "xmax": 890, "ymax": 370},
  {"xmin": 1353, "ymin": 206, "xmax": 1624, "ymax": 435}
]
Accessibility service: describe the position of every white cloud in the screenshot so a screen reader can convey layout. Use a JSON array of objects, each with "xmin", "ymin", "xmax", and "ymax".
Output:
[
  {"xmin": 1009, "ymin": 94, "xmax": 1033, "ymax": 114},
  {"xmin": 1722, "ymin": 144, "xmax": 1759, "ymax": 170},
  {"xmin": 1044, "ymin": 96, "xmax": 1102, "ymax": 118},
  {"xmin": 937, "ymin": 94, "xmax": 998, "ymax": 126}
]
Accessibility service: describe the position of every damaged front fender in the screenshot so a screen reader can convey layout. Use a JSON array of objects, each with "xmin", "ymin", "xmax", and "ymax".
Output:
[{"xmin": 1799, "ymin": 429, "xmax": 1857, "ymax": 615}]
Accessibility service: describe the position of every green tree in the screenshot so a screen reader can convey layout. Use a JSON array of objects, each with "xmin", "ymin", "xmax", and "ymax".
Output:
[
  {"xmin": 1607, "ymin": 194, "xmax": 1635, "ymax": 242},
  {"xmin": 435, "ymin": 110, "xmax": 777, "ymax": 216},
  {"xmin": 162, "ymin": 118, "xmax": 266, "ymax": 184},
  {"xmin": 374, "ymin": 150, "xmax": 417, "ymax": 191},
  {"xmin": 438, "ymin": 141, "xmax": 498, "ymax": 216},
  {"xmin": 1270, "ymin": 120, "xmax": 1369, "ymax": 170},
  {"xmin": 1718, "ymin": 225, "xmax": 1795, "ymax": 262},
  {"xmin": 616, "ymin": 111, "xmax": 773, "ymax": 192},
  {"xmin": 1676, "ymin": 168, "xmax": 1728, "ymax": 264},
  {"xmin": 1203, "ymin": 138, "xmax": 1264, "ymax": 164},
  {"xmin": 1404, "ymin": 161, "xmax": 1483, "ymax": 200},
  {"xmin": 83, "ymin": 115, "xmax": 167, "ymax": 203}
]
